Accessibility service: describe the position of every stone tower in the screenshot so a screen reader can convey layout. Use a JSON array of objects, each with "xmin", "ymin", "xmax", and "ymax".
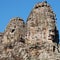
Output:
[
  {"xmin": 26, "ymin": 1, "xmax": 59, "ymax": 46},
  {"xmin": 0, "ymin": 1, "xmax": 60, "ymax": 60},
  {"xmin": 2, "ymin": 17, "xmax": 25, "ymax": 47}
]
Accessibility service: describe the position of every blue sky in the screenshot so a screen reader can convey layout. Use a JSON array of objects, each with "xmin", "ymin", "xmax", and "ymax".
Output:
[{"xmin": 0, "ymin": 0, "xmax": 60, "ymax": 36}]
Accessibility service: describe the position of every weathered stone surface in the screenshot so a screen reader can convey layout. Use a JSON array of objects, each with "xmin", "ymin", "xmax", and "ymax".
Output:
[
  {"xmin": 0, "ymin": 1, "xmax": 60, "ymax": 60},
  {"xmin": 0, "ymin": 33, "xmax": 3, "ymax": 43}
]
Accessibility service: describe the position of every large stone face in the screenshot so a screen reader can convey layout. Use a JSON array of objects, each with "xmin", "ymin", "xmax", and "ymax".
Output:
[
  {"xmin": 26, "ymin": 1, "xmax": 59, "ymax": 46},
  {"xmin": 2, "ymin": 17, "xmax": 25, "ymax": 48},
  {"xmin": 0, "ymin": 1, "xmax": 60, "ymax": 60}
]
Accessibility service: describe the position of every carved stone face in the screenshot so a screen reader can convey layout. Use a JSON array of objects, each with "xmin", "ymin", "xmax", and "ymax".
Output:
[
  {"xmin": 48, "ymin": 29, "xmax": 55, "ymax": 40},
  {"xmin": 2, "ymin": 18, "xmax": 25, "ymax": 45}
]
